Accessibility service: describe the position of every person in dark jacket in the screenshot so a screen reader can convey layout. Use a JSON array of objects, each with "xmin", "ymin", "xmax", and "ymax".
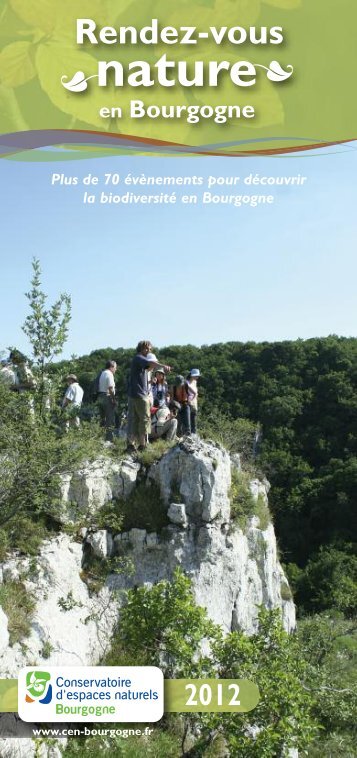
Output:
[{"xmin": 127, "ymin": 341, "xmax": 171, "ymax": 452}]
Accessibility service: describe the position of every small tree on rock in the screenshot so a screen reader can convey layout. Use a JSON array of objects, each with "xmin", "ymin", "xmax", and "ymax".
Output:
[{"xmin": 22, "ymin": 258, "xmax": 71, "ymax": 411}]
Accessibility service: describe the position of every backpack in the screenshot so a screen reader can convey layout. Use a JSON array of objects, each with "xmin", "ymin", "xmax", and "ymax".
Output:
[
  {"xmin": 90, "ymin": 370, "xmax": 102, "ymax": 402},
  {"xmin": 173, "ymin": 383, "xmax": 189, "ymax": 405}
]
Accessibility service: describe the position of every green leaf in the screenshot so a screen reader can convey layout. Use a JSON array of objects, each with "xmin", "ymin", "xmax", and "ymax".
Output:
[
  {"xmin": 10, "ymin": 0, "xmax": 57, "ymax": 34},
  {"xmin": 0, "ymin": 41, "xmax": 36, "ymax": 88}
]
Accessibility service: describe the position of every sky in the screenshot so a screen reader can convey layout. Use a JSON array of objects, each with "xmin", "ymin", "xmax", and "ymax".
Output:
[{"xmin": 0, "ymin": 145, "xmax": 356, "ymax": 359}]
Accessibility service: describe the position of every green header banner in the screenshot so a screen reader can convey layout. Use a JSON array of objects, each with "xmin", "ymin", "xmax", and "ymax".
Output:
[
  {"xmin": 0, "ymin": 678, "xmax": 260, "ymax": 714},
  {"xmin": 0, "ymin": 679, "xmax": 17, "ymax": 712},
  {"xmin": 165, "ymin": 679, "xmax": 260, "ymax": 713},
  {"xmin": 0, "ymin": 0, "xmax": 356, "ymax": 157}
]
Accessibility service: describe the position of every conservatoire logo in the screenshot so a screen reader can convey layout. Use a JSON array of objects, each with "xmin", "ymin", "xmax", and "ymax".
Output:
[
  {"xmin": 19, "ymin": 666, "xmax": 164, "ymax": 723},
  {"xmin": 25, "ymin": 671, "xmax": 52, "ymax": 705}
]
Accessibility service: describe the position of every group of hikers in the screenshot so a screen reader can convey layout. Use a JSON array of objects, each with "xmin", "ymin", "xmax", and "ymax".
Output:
[
  {"xmin": 0, "ymin": 341, "xmax": 200, "ymax": 452},
  {"xmin": 94, "ymin": 340, "xmax": 200, "ymax": 452}
]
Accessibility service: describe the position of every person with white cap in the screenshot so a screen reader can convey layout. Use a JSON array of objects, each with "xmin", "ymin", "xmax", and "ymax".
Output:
[
  {"xmin": 62, "ymin": 374, "xmax": 84, "ymax": 428},
  {"xmin": 150, "ymin": 400, "xmax": 179, "ymax": 442},
  {"xmin": 127, "ymin": 340, "xmax": 171, "ymax": 452},
  {"xmin": 186, "ymin": 368, "xmax": 200, "ymax": 434}
]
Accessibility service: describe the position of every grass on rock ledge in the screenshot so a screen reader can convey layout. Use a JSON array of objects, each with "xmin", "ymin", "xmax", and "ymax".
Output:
[
  {"xmin": 0, "ymin": 581, "xmax": 35, "ymax": 645},
  {"xmin": 136, "ymin": 439, "xmax": 175, "ymax": 467},
  {"xmin": 98, "ymin": 480, "xmax": 169, "ymax": 535},
  {"xmin": 229, "ymin": 469, "xmax": 271, "ymax": 531}
]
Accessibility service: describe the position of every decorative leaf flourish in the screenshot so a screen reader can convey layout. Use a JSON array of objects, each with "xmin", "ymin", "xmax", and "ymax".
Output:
[
  {"xmin": 61, "ymin": 71, "xmax": 97, "ymax": 93},
  {"xmin": 255, "ymin": 61, "xmax": 294, "ymax": 83},
  {"xmin": 266, "ymin": 61, "xmax": 294, "ymax": 82},
  {"xmin": 36, "ymin": 44, "xmax": 109, "ymax": 127}
]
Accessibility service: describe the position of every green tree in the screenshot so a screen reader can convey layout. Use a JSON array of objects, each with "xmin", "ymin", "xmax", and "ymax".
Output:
[
  {"xmin": 22, "ymin": 257, "xmax": 71, "ymax": 412},
  {"xmin": 298, "ymin": 613, "xmax": 357, "ymax": 755},
  {"xmin": 0, "ymin": 260, "xmax": 102, "ymax": 545},
  {"xmin": 105, "ymin": 571, "xmax": 317, "ymax": 757},
  {"xmin": 0, "ymin": 379, "xmax": 103, "ymax": 537},
  {"xmin": 106, "ymin": 569, "xmax": 220, "ymax": 679},
  {"xmin": 208, "ymin": 608, "xmax": 317, "ymax": 758},
  {"xmin": 295, "ymin": 546, "xmax": 357, "ymax": 617}
]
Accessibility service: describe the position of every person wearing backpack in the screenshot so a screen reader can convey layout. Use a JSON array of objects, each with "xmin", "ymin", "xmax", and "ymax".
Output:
[
  {"xmin": 172, "ymin": 375, "xmax": 190, "ymax": 436},
  {"xmin": 90, "ymin": 369, "xmax": 103, "ymax": 402}
]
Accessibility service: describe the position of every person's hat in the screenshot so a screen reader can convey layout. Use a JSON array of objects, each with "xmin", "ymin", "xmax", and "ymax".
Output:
[
  {"xmin": 146, "ymin": 352, "xmax": 158, "ymax": 362},
  {"xmin": 155, "ymin": 367, "xmax": 165, "ymax": 375},
  {"xmin": 190, "ymin": 368, "xmax": 200, "ymax": 377},
  {"xmin": 175, "ymin": 375, "xmax": 185, "ymax": 385},
  {"xmin": 66, "ymin": 374, "xmax": 78, "ymax": 382}
]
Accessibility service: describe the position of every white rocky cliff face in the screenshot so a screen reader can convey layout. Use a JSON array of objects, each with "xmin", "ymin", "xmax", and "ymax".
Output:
[
  {"xmin": 108, "ymin": 437, "xmax": 295, "ymax": 634},
  {"xmin": 0, "ymin": 438, "xmax": 295, "ymax": 673},
  {"xmin": 0, "ymin": 535, "xmax": 117, "ymax": 678},
  {"xmin": 59, "ymin": 456, "xmax": 140, "ymax": 522},
  {"xmin": 0, "ymin": 438, "xmax": 295, "ymax": 756}
]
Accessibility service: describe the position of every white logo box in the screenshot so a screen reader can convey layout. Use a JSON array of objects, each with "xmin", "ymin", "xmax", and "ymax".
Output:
[{"xmin": 18, "ymin": 666, "xmax": 164, "ymax": 723}]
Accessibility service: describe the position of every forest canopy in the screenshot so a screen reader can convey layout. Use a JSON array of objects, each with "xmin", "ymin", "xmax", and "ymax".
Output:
[{"xmin": 54, "ymin": 335, "xmax": 357, "ymax": 617}]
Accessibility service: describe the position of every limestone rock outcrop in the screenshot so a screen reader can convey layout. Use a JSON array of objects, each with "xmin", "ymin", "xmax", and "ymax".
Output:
[
  {"xmin": 0, "ymin": 438, "xmax": 296, "ymax": 757},
  {"xmin": 0, "ymin": 439, "xmax": 295, "ymax": 671},
  {"xmin": 149, "ymin": 436, "xmax": 232, "ymax": 523},
  {"xmin": 108, "ymin": 438, "xmax": 295, "ymax": 634},
  {"xmin": 60, "ymin": 457, "xmax": 140, "ymax": 522}
]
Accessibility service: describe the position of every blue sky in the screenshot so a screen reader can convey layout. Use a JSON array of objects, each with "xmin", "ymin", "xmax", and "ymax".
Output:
[{"xmin": 0, "ymin": 146, "xmax": 356, "ymax": 359}]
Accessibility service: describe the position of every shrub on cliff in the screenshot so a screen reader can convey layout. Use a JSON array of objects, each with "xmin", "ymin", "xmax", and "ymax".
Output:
[
  {"xmin": 104, "ymin": 570, "xmax": 317, "ymax": 757},
  {"xmin": 0, "ymin": 380, "xmax": 103, "ymax": 554}
]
